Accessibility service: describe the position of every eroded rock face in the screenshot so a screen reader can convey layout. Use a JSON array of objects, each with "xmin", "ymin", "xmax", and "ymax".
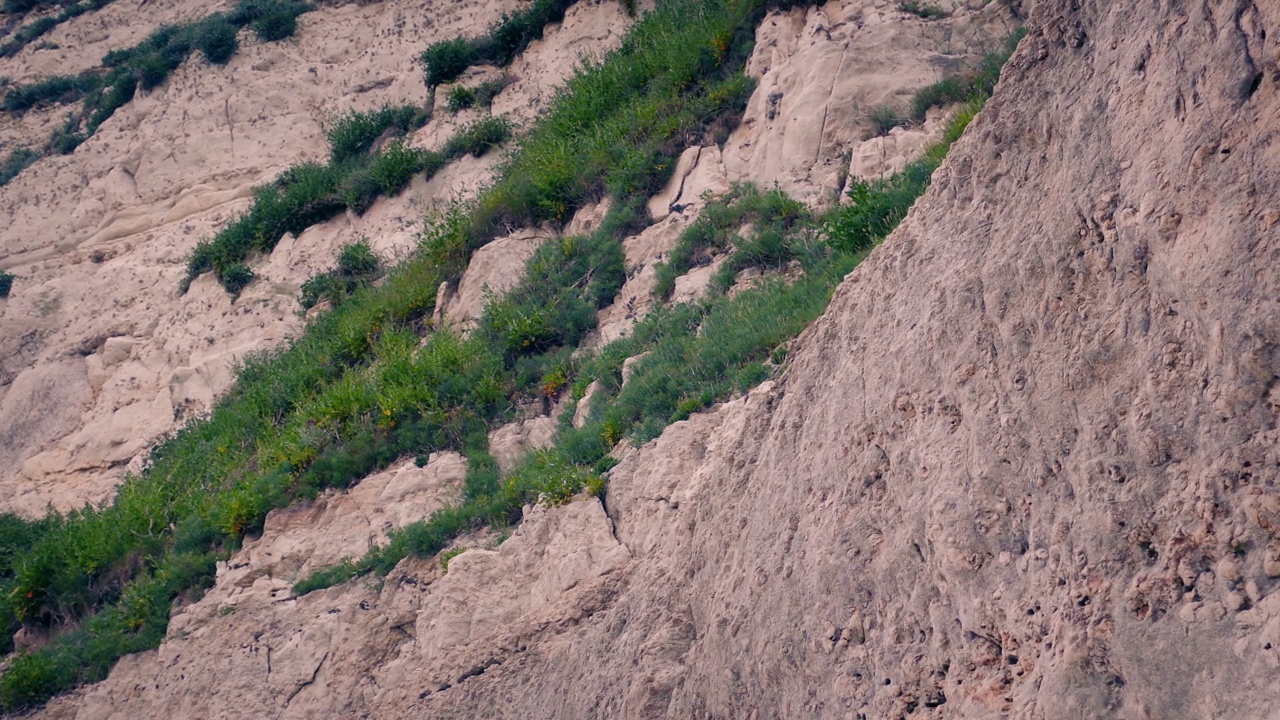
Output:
[{"xmin": 385, "ymin": 1, "xmax": 1280, "ymax": 717}]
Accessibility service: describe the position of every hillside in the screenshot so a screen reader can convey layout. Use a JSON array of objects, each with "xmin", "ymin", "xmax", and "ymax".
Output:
[{"xmin": 3, "ymin": 0, "xmax": 1277, "ymax": 717}]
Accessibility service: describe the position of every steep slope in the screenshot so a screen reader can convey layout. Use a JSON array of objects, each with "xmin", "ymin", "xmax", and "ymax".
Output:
[
  {"xmin": 0, "ymin": 0, "xmax": 635, "ymax": 516},
  {"xmin": 18, "ymin": 0, "xmax": 1277, "ymax": 717},
  {"xmin": 385, "ymin": 0, "xmax": 1277, "ymax": 716}
]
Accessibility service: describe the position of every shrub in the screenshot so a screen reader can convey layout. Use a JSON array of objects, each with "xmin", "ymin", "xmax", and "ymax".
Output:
[
  {"xmin": 899, "ymin": 1, "xmax": 946, "ymax": 18},
  {"xmin": 443, "ymin": 116, "xmax": 512, "ymax": 158},
  {"xmin": 369, "ymin": 141, "xmax": 431, "ymax": 195},
  {"xmin": 194, "ymin": 17, "xmax": 239, "ymax": 64},
  {"xmin": 445, "ymin": 85, "xmax": 477, "ymax": 112},
  {"xmin": 0, "ymin": 147, "xmax": 39, "ymax": 186},
  {"xmin": 868, "ymin": 104, "xmax": 907, "ymax": 136},
  {"xmin": 219, "ymin": 263, "xmax": 254, "ymax": 295},
  {"xmin": 0, "ymin": 271, "xmax": 13, "ymax": 297},
  {"xmin": 1, "ymin": 74, "xmax": 96, "ymax": 112},
  {"xmin": 419, "ymin": 0, "xmax": 577, "ymax": 88},
  {"xmin": 327, "ymin": 104, "xmax": 428, "ymax": 163},
  {"xmin": 251, "ymin": 9, "xmax": 297, "ymax": 41}
]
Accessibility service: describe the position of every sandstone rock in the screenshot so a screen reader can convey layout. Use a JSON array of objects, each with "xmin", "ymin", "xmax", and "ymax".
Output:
[
  {"xmin": 443, "ymin": 228, "xmax": 548, "ymax": 333},
  {"xmin": 488, "ymin": 417, "xmax": 558, "ymax": 474}
]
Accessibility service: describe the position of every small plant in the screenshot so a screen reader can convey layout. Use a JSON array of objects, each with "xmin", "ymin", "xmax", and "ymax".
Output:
[
  {"xmin": 445, "ymin": 85, "xmax": 477, "ymax": 112},
  {"xmin": 0, "ymin": 270, "xmax": 13, "ymax": 297},
  {"xmin": 899, "ymin": 1, "xmax": 947, "ymax": 18},
  {"xmin": 194, "ymin": 17, "xmax": 239, "ymax": 64},
  {"xmin": 419, "ymin": 0, "xmax": 577, "ymax": 88},
  {"xmin": 443, "ymin": 116, "xmax": 513, "ymax": 157},
  {"xmin": 0, "ymin": 147, "xmax": 39, "ymax": 186},
  {"xmin": 326, "ymin": 104, "xmax": 428, "ymax": 163},
  {"xmin": 299, "ymin": 240, "xmax": 382, "ymax": 310},
  {"xmin": 219, "ymin": 262, "xmax": 254, "ymax": 295},
  {"xmin": 439, "ymin": 546, "xmax": 467, "ymax": 572},
  {"xmin": 444, "ymin": 76, "xmax": 511, "ymax": 113},
  {"xmin": 867, "ymin": 104, "xmax": 907, "ymax": 136}
]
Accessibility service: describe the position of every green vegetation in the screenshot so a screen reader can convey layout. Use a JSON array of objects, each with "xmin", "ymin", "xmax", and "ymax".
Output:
[
  {"xmin": 184, "ymin": 113, "xmax": 506, "ymax": 294},
  {"xmin": 0, "ymin": 270, "xmax": 13, "ymax": 297},
  {"xmin": 653, "ymin": 184, "xmax": 808, "ymax": 300},
  {"xmin": 898, "ymin": 1, "xmax": 947, "ymax": 19},
  {"xmin": 867, "ymin": 103, "xmax": 907, "ymax": 136},
  {"xmin": 0, "ymin": 146, "xmax": 39, "ymax": 186},
  {"xmin": 0, "ymin": 0, "xmax": 311, "ymax": 181},
  {"xmin": 420, "ymin": 0, "xmax": 579, "ymax": 88},
  {"xmin": 0, "ymin": 0, "xmax": 1018, "ymax": 708},
  {"xmin": 910, "ymin": 28, "xmax": 1024, "ymax": 121},
  {"xmin": 299, "ymin": 240, "xmax": 383, "ymax": 310},
  {"xmin": 0, "ymin": 0, "xmax": 115, "ymax": 59},
  {"xmin": 327, "ymin": 104, "xmax": 429, "ymax": 163},
  {"xmin": 444, "ymin": 76, "xmax": 512, "ymax": 113}
]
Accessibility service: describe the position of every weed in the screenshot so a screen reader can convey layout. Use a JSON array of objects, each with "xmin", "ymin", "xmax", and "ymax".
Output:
[
  {"xmin": 444, "ymin": 76, "xmax": 512, "ymax": 113},
  {"xmin": 899, "ymin": 1, "xmax": 947, "ymax": 19},
  {"xmin": 867, "ymin": 104, "xmax": 907, "ymax": 136},
  {"xmin": 439, "ymin": 546, "xmax": 467, "ymax": 572},
  {"xmin": 420, "ymin": 0, "xmax": 578, "ymax": 88},
  {"xmin": 443, "ymin": 116, "xmax": 513, "ymax": 158},
  {"xmin": 0, "ymin": 147, "xmax": 39, "ymax": 186},
  {"xmin": 910, "ymin": 29, "xmax": 1024, "ymax": 121},
  {"xmin": 299, "ymin": 240, "xmax": 382, "ymax": 310}
]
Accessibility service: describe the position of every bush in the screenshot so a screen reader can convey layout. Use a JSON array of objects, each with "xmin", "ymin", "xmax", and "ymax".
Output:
[
  {"xmin": 0, "ymin": 271, "xmax": 13, "ymax": 297},
  {"xmin": 445, "ymin": 85, "xmax": 477, "ymax": 112},
  {"xmin": 442, "ymin": 116, "xmax": 512, "ymax": 158},
  {"xmin": 194, "ymin": 17, "xmax": 239, "ymax": 64},
  {"xmin": 1, "ymin": 74, "xmax": 96, "ymax": 112},
  {"xmin": 369, "ymin": 141, "xmax": 431, "ymax": 195},
  {"xmin": 444, "ymin": 76, "xmax": 511, "ymax": 113},
  {"xmin": 251, "ymin": 9, "xmax": 297, "ymax": 41},
  {"xmin": 327, "ymin": 104, "xmax": 428, "ymax": 163},
  {"xmin": 419, "ymin": 0, "xmax": 578, "ymax": 88},
  {"xmin": 868, "ymin": 104, "xmax": 907, "ymax": 136},
  {"xmin": 899, "ymin": 1, "xmax": 946, "ymax": 18},
  {"xmin": 0, "ymin": 147, "xmax": 39, "ymax": 186},
  {"xmin": 219, "ymin": 263, "xmax": 254, "ymax": 295}
]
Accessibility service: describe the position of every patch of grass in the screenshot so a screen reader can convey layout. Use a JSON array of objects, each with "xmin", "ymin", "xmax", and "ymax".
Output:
[
  {"xmin": 0, "ymin": 0, "xmax": 116, "ymax": 59},
  {"xmin": 0, "ymin": 146, "xmax": 40, "ymax": 186},
  {"xmin": 299, "ymin": 240, "xmax": 383, "ymax": 310},
  {"xmin": 899, "ymin": 1, "xmax": 947, "ymax": 19},
  {"xmin": 910, "ymin": 28, "xmax": 1024, "ymax": 121},
  {"xmin": 444, "ymin": 76, "xmax": 513, "ymax": 113},
  {"xmin": 420, "ymin": 0, "xmax": 579, "ymax": 88},
  {"xmin": 327, "ymin": 104, "xmax": 429, "ymax": 163},
  {"xmin": 442, "ymin": 115, "xmax": 513, "ymax": 157},
  {"xmin": 1, "ymin": 0, "xmax": 312, "ymax": 162},
  {"xmin": 867, "ymin": 104, "xmax": 907, "ymax": 136},
  {"xmin": 653, "ymin": 184, "xmax": 808, "ymax": 300},
  {"xmin": 186, "ymin": 110, "xmax": 501, "ymax": 294}
]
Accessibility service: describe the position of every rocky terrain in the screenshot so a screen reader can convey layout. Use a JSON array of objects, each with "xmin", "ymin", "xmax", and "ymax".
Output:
[{"xmin": 6, "ymin": 0, "xmax": 1278, "ymax": 717}]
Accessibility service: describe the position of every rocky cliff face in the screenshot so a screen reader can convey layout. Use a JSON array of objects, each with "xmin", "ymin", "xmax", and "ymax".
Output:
[{"xmin": 14, "ymin": 0, "xmax": 1280, "ymax": 717}]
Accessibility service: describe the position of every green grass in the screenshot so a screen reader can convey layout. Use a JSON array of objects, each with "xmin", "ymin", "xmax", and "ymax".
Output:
[
  {"xmin": 0, "ymin": 3, "xmax": 1012, "ymax": 710},
  {"xmin": 898, "ymin": 1, "xmax": 946, "ymax": 19},
  {"xmin": 0, "ymin": 0, "xmax": 311, "ymax": 159},
  {"xmin": 0, "ymin": 0, "xmax": 116, "ymax": 59},
  {"xmin": 0, "ymin": 146, "xmax": 40, "ymax": 186},
  {"xmin": 184, "ymin": 113, "xmax": 504, "ymax": 294},
  {"xmin": 444, "ymin": 76, "xmax": 512, "ymax": 113},
  {"xmin": 420, "ymin": 0, "xmax": 580, "ymax": 88},
  {"xmin": 299, "ymin": 240, "xmax": 383, "ymax": 310},
  {"xmin": 910, "ymin": 28, "xmax": 1025, "ymax": 121}
]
